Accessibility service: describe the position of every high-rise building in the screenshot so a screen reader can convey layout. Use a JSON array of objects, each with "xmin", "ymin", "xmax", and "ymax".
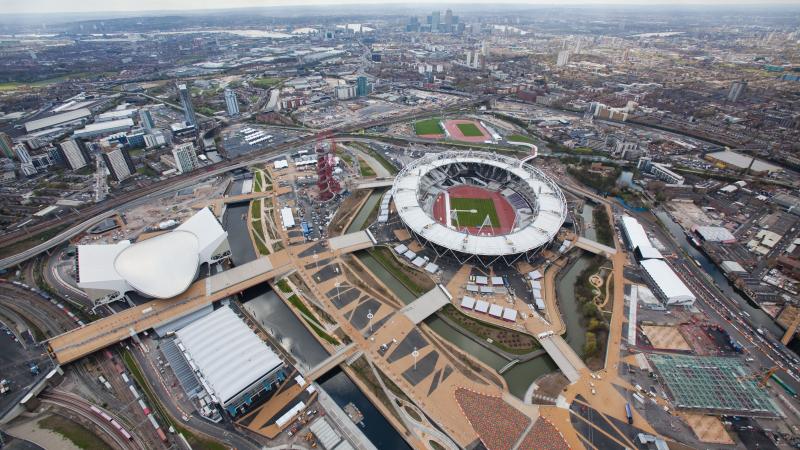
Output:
[
  {"xmin": 728, "ymin": 80, "xmax": 747, "ymax": 102},
  {"xmin": 356, "ymin": 76, "xmax": 370, "ymax": 97},
  {"xmin": 58, "ymin": 139, "xmax": 92, "ymax": 170},
  {"xmin": 177, "ymin": 83, "xmax": 198, "ymax": 127},
  {"xmin": 224, "ymin": 89, "xmax": 240, "ymax": 117},
  {"xmin": 0, "ymin": 132, "xmax": 13, "ymax": 159},
  {"xmin": 172, "ymin": 142, "xmax": 200, "ymax": 174},
  {"xmin": 101, "ymin": 146, "xmax": 136, "ymax": 182},
  {"xmin": 557, "ymin": 50, "xmax": 571, "ymax": 67},
  {"xmin": 19, "ymin": 163, "xmax": 37, "ymax": 177},
  {"xmin": 430, "ymin": 11, "xmax": 440, "ymax": 32},
  {"xmin": 139, "ymin": 109, "xmax": 155, "ymax": 130},
  {"xmin": 14, "ymin": 144, "xmax": 31, "ymax": 164},
  {"xmin": 444, "ymin": 9, "xmax": 453, "ymax": 30}
]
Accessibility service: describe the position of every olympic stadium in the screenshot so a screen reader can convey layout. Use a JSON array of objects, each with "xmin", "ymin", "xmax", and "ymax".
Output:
[{"xmin": 392, "ymin": 151, "xmax": 567, "ymax": 267}]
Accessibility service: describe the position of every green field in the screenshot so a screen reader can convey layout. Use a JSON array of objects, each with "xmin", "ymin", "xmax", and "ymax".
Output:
[
  {"xmin": 450, "ymin": 197, "xmax": 499, "ymax": 227},
  {"xmin": 507, "ymin": 134, "xmax": 535, "ymax": 144},
  {"xmin": 413, "ymin": 119, "xmax": 444, "ymax": 135},
  {"xmin": 456, "ymin": 122, "xmax": 485, "ymax": 137}
]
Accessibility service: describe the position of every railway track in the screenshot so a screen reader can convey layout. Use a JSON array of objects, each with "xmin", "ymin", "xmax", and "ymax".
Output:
[{"xmin": 40, "ymin": 390, "xmax": 145, "ymax": 450}]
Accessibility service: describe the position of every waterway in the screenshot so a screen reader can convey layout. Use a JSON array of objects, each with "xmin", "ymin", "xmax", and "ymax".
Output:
[
  {"xmin": 655, "ymin": 210, "xmax": 785, "ymax": 337},
  {"xmin": 346, "ymin": 190, "xmax": 384, "ymax": 234},
  {"xmin": 318, "ymin": 369, "xmax": 412, "ymax": 450},
  {"xmin": 356, "ymin": 251, "xmax": 561, "ymax": 399},
  {"xmin": 579, "ymin": 201, "xmax": 598, "ymax": 241},
  {"xmin": 554, "ymin": 253, "xmax": 594, "ymax": 358},
  {"xmin": 242, "ymin": 286, "xmax": 410, "ymax": 449},
  {"xmin": 223, "ymin": 202, "xmax": 257, "ymax": 266}
]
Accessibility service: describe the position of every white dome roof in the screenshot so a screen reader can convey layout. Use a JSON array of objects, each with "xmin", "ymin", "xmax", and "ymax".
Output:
[{"xmin": 114, "ymin": 230, "xmax": 200, "ymax": 298}]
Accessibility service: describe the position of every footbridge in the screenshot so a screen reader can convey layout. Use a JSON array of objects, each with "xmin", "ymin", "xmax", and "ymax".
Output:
[
  {"xmin": 354, "ymin": 179, "xmax": 394, "ymax": 190},
  {"xmin": 575, "ymin": 236, "xmax": 617, "ymax": 258},
  {"xmin": 328, "ymin": 230, "xmax": 376, "ymax": 254},
  {"xmin": 48, "ymin": 251, "xmax": 293, "ymax": 365},
  {"xmin": 537, "ymin": 334, "xmax": 587, "ymax": 383},
  {"xmin": 399, "ymin": 285, "xmax": 452, "ymax": 325},
  {"xmin": 304, "ymin": 343, "xmax": 359, "ymax": 380}
]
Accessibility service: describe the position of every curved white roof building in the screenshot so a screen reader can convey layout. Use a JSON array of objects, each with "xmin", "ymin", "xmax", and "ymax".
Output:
[
  {"xmin": 77, "ymin": 208, "xmax": 229, "ymax": 301},
  {"xmin": 393, "ymin": 151, "xmax": 567, "ymax": 266}
]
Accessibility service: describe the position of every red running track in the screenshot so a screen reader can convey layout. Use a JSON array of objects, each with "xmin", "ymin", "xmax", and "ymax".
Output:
[
  {"xmin": 432, "ymin": 185, "xmax": 515, "ymax": 236},
  {"xmin": 442, "ymin": 119, "xmax": 491, "ymax": 143}
]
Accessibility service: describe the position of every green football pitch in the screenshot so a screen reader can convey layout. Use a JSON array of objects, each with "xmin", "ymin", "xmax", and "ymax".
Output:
[
  {"xmin": 450, "ymin": 197, "xmax": 499, "ymax": 227},
  {"xmin": 413, "ymin": 119, "xmax": 444, "ymax": 135},
  {"xmin": 456, "ymin": 122, "xmax": 485, "ymax": 137}
]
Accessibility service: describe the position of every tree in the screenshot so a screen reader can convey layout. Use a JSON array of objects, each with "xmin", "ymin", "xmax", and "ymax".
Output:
[{"xmin": 583, "ymin": 332, "xmax": 598, "ymax": 357}]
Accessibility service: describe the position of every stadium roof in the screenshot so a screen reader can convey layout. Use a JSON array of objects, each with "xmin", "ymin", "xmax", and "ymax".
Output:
[
  {"xmin": 77, "ymin": 207, "xmax": 227, "ymax": 299},
  {"xmin": 176, "ymin": 306, "xmax": 283, "ymax": 406},
  {"xmin": 393, "ymin": 151, "xmax": 566, "ymax": 256},
  {"xmin": 640, "ymin": 259, "xmax": 696, "ymax": 305}
]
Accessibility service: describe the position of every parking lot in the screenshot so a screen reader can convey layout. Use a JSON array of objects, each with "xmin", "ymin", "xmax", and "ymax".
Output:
[{"xmin": 0, "ymin": 322, "xmax": 49, "ymax": 415}]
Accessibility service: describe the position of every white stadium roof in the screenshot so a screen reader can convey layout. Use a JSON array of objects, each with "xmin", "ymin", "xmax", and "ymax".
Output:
[
  {"xmin": 640, "ymin": 259, "xmax": 696, "ymax": 305},
  {"xmin": 393, "ymin": 151, "xmax": 567, "ymax": 257},
  {"xmin": 176, "ymin": 306, "xmax": 283, "ymax": 406},
  {"xmin": 77, "ymin": 208, "xmax": 227, "ymax": 299}
]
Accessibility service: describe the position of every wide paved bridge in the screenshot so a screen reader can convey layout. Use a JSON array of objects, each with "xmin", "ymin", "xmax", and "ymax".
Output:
[
  {"xmin": 327, "ymin": 230, "xmax": 376, "ymax": 254},
  {"xmin": 48, "ymin": 252, "xmax": 292, "ymax": 364},
  {"xmin": 575, "ymin": 236, "xmax": 618, "ymax": 258},
  {"xmin": 538, "ymin": 334, "xmax": 587, "ymax": 383},
  {"xmin": 354, "ymin": 179, "xmax": 394, "ymax": 190}
]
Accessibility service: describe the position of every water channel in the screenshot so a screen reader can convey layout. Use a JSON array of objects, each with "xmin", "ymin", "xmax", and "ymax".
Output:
[{"xmin": 346, "ymin": 190, "xmax": 384, "ymax": 233}]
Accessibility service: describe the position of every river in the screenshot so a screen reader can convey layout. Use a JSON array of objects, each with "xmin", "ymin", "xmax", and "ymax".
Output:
[{"xmin": 223, "ymin": 202, "xmax": 257, "ymax": 266}]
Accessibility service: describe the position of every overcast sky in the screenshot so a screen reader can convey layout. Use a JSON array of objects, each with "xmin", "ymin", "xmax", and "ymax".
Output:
[{"xmin": 2, "ymin": 0, "xmax": 795, "ymax": 15}]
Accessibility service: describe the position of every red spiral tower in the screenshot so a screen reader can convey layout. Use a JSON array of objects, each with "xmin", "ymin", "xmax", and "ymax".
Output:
[{"xmin": 315, "ymin": 133, "xmax": 341, "ymax": 202}]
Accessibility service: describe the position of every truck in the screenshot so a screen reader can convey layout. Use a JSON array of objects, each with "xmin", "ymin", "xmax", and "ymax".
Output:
[{"xmin": 625, "ymin": 403, "xmax": 633, "ymax": 424}]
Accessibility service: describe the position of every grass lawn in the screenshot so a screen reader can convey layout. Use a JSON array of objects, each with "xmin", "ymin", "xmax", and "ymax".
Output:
[
  {"xmin": 367, "ymin": 247, "xmax": 434, "ymax": 297},
  {"xmin": 456, "ymin": 122, "xmax": 485, "ymax": 137},
  {"xmin": 450, "ymin": 197, "xmax": 499, "ymax": 227},
  {"xmin": 251, "ymin": 77, "xmax": 283, "ymax": 89},
  {"xmin": 413, "ymin": 118, "xmax": 444, "ymax": 135},
  {"xmin": 39, "ymin": 415, "xmax": 113, "ymax": 450},
  {"xmin": 507, "ymin": 134, "xmax": 535, "ymax": 144},
  {"xmin": 251, "ymin": 222, "xmax": 270, "ymax": 255},
  {"xmin": 358, "ymin": 158, "xmax": 376, "ymax": 177},
  {"xmin": 276, "ymin": 279, "xmax": 293, "ymax": 293}
]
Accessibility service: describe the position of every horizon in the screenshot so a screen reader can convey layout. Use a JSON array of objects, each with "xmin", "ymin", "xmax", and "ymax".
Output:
[{"xmin": 4, "ymin": 0, "xmax": 800, "ymax": 17}]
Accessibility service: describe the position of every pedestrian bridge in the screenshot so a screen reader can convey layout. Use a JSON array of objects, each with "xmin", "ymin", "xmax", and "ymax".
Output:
[
  {"xmin": 328, "ymin": 230, "xmax": 376, "ymax": 254},
  {"xmin": 538, "ymin": 334, "xmax": 586, "ymax": 383},
  {"xmin": 354, "ymin": 179, "xmax": 394, "ymax": 190},
  {"xmin": 399, "ymin": 285, "xmax": 452, "ymax": 325},
  {"xmin": 304, "ymin": 343, "xmax": 358, "ymax": 380},
  {"xmin": 575, "ymin": 236, "xmax": 617, "ymax": 258}
]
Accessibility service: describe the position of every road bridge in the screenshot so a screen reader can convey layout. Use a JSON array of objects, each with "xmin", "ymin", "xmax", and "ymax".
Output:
[
  {"xmin": 538, "ymin": 334, "xmax": 586, "ymax": 383},
  {"xmin": 399, "ymin": 285, "xmax": 452, "ymax": 325},
  {"xmin": 48, "ymin": 252, "xmax": 292, "ymax": 364},
  {"xmin": 575, "ymin": 236, "xmax": 618, "ymax": 258}
]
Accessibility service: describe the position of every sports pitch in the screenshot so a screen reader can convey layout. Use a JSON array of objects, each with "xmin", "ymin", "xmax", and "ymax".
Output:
[
  {"xmin": 414, "ymin": 119, "xmax": 444, "ymax": 135},
  {"xmin": 450, "ymin": 197, "xmax": 500, "ymax": 227},
  {"xmin": 456, "ymin": 122, "xmax": 485, "ymax": 137}
]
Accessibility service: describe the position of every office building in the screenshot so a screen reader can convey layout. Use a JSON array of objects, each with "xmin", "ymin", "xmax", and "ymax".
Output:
[
  {"xmin": 19, "ymin": 163, "xmax": 37, "ymax": 177},
  {"xmin": 557, "ymin": 50, "xmax": 571, "ymax": 67},
  {"xmin": 101, "ymin": 146, "xmax": 136, "ymax": 182},
  {"xmin": 73, "ymin": 119, "xmax": 135, "ymax": 139},
  {"xmin": 139, "ymin": 109, "xmax": 155, "ymax": 130},
  {"xmin": 177, "ymin": 83, "xmax": 198, "ymax": 127},
  {"xmin": 14, "ymin": 144, "xmax": 31, "ymax": 164},
  {"xmin": 429, "ymin": 11, "xmax": 440, "ymax": 32},
  {"xmin": 58, "ymin": 139, "xmax": 92, "ymax": 171},
  {"xmin": 356, "ymin": 76, "xmax": 369, "ymax": 97},
  {"xmin": 0, "ymin": 132, "xmax": 13, "ymax": 159},
  {"xmin": 224, "ymin": 89, "xmax": 240, "ymax": 117},
  {"xmin": 335, "ymin": 84, "xmax": 356, "ymax": 100},
  {"xmin": 728, "ymin": 80, "xmax": 747, "ymax": 102},
  {"xmin": 172, "ymin": 142, "xmax": 201, "ymax": 174}
]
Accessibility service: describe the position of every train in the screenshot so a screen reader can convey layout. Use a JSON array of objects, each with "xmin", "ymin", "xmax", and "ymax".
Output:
[
  {"xmin": 625, "ymin": 403, "xmax": 633, "ymax": 425},
  {"xmin": 89, "ymin": 405, "xmax": 133, "ymax": 441},
  {"xmin": 771, "ymin": 373, "xmax": 798, "ymax": 398},
  {"xmin": 0, "ymin": 279, "xmax": 85, "ymax": 327}
]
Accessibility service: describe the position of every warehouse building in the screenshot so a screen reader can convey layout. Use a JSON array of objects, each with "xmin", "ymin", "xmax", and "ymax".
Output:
[
  {"xmin": 640, "ymin": 259, "xmax": 696, "ymax": 305},
  {"xmin": 175, "ymin": 306, "xmax": 287, "ymax": 417},
  {"xmin": 73, "ymin": 118, "xmax": 135, "ymax": 139}
]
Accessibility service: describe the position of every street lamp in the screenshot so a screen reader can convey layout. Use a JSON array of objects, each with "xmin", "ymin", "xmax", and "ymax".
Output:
[
  {"xmin": 367, "ymin": 309, "xmax": 374, "ymax": 335},
  {"xmin": 412, "ymin": 347, "xmax": 419, "ymax": 371}
]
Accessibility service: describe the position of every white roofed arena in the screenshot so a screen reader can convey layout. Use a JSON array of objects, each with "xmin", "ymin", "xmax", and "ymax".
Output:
[{"xmin": 393, "ymin": 151, "xmax": 567, "ymax": 267}]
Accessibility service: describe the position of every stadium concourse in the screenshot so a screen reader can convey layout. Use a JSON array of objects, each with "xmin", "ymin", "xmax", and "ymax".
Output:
[{"xmin": 393, "ymin": 150, "xmax": 567, "ymax": 267}]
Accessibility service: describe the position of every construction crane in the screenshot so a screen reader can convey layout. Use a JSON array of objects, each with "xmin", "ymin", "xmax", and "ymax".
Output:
[{"xmin": 739, "ymin": 366, "xmax": 782, "ymax": 388}]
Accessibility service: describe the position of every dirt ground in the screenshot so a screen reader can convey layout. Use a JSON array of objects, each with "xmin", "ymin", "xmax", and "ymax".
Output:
[
  {"xmin": 681, "ymin": 413, "xmax": 734, "ymax": 444},
  {"xmin": 641, "ymin": 325, "xmax": 691, "ymax": 351}
]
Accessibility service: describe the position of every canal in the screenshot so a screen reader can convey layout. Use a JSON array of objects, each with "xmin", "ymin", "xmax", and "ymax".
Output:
[
  {"xmin": 223, "ymin": 202, "xmax": 257, "ymax": 266},
  {"xmin": 554, "ymin": 253, "xmax": 594, "ymax": 358},
  {"xmin": 356, "ymin": 251, "xmax": 562, "ymax": 399},
  {"xmin": 579, "ymin": 201, "xmax": 598, "ymax": 241},
  {"xmin": 346, "ymin": 190, "xmax": 385, "ymax": 234},
  {"xmin": 655, "ymin": 210, "xmax": 786, "ymax": 337}
]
